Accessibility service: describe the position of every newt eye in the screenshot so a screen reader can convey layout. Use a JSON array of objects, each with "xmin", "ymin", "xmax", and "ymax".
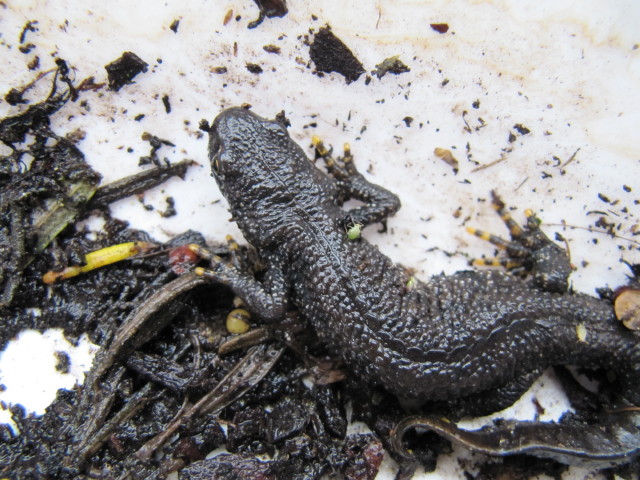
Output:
[
  {"xmin": 211, "ymin": 154, "xmax": 221, "ymax": 174},
  {"xmin": 209, "ymin": 132, "xmax": 222, "ymax": 166}
]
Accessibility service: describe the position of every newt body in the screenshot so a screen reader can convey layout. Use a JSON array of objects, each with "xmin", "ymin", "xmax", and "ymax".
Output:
[{"xmin": 205, "ymin": 107, "xmax": 640, "ymax": 465}]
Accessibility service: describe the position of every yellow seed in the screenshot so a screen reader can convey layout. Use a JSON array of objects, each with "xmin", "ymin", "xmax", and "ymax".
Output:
[
  {"xmin": 226, "ymin": 308, "xmax": 251, "ymax": 334},
  {"xmin": 576, "ymin": 324, "xmax": 588, "ymax": 342},
  {"xmin": 433, "ymin": 147, "xmax": 458, "ymax": 170}
]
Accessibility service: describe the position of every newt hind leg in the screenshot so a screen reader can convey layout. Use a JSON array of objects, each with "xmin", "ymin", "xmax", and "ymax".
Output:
[{"xmin": 467, "ymin": 191, "xmax": 572, "ymax": 293}]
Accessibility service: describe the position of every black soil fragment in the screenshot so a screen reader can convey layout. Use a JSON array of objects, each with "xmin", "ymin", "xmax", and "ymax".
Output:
[
  {"xmin": 248, "ymin": 0, "xmax": 288, "ymax": 29},
  {"xmin": 162, "ymin": 94, "xmax": 171, "ymax": 113},
  {"xmin": 28, "ymin": 56, "xmax": 40, "ymax": 71},
  {"xmin": 4, "ymin": 88, "xmax": 29, "ymax": 106},
  {"xmin": 598, "ymin": 192, "xmax": 612, "ymax": 204},
  {"xmin": 180, "ymin": 454, "xmax": 274, "ymax": 480},
  {"xmin": 18, "ymin": 43, "xmax": 35, "ymax": 54},
  {"xmin": 309, "ymin": 26, "xmax": 365, "ymax": 84},
  {"xmin": 139, "ymin": 132, "xmax": 176, "ymax": 167},
  {"xmin": 170, "ymin": 19, "xmax": 180, "ymax": 33},
  {"xmin": 19, "ymin": 20, "xmax": 39, "ymax": 43},
  {"xmin": 105, "ymin": 52, "xmax": 149, "ymax": 91},
  {"xmin": 54, "ymin": 350, "xmax": 71, "ymax": 373},
  {"xmin": 160, "ymin": 196, "xmax": 177, "ymax": 217}
]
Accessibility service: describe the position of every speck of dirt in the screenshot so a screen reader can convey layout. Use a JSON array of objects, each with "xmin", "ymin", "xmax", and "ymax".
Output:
[
  {"xmin": 54, "ymin": 351, "xmax": 71, "ymax": 374},
  {"xmin": 430, "ymin": 23, "xmax": 449, "ymax": 34},
  {"xmin": 246, "ymin": 63, "xmax": 264, "ymax": 74},
  {"xmin": 105, "ymin": 52, "xmax": 149, "ymax": 92},
  {"xmin": 162, "ymin": 94, "xmax": 171, "ymax": 114},
  {"xmin": 263, "ymin": 44, "xmax": 281, "ymax": 54}
]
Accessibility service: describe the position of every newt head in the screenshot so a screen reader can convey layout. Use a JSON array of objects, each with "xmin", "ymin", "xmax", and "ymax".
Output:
[
  {"xmin": 207, "ymin": 107, "xmax": 328, "ymax": 249},
  {"xmin": 208, "ymin": 106, "xmax": 300, "ymax": 189}
]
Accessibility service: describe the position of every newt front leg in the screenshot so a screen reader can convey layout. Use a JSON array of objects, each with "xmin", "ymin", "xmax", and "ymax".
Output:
[
  {"xmin": 191, "ymin": 243, "xmax": 289, "ymax": 322},
  {"xmin": 313, "ymin": 136, "xmax": 400, "ymax": 230}
]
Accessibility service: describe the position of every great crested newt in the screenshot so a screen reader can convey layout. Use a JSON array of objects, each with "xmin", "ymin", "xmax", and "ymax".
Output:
[{"xmin": 201, "ymin": 106, "xmax": 640, "ymax": 467}]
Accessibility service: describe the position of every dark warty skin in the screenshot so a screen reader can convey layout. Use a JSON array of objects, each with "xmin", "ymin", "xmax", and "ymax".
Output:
[{"xmin": 203, "ymin": 106, "xmax": 640, "ymax": 466}]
